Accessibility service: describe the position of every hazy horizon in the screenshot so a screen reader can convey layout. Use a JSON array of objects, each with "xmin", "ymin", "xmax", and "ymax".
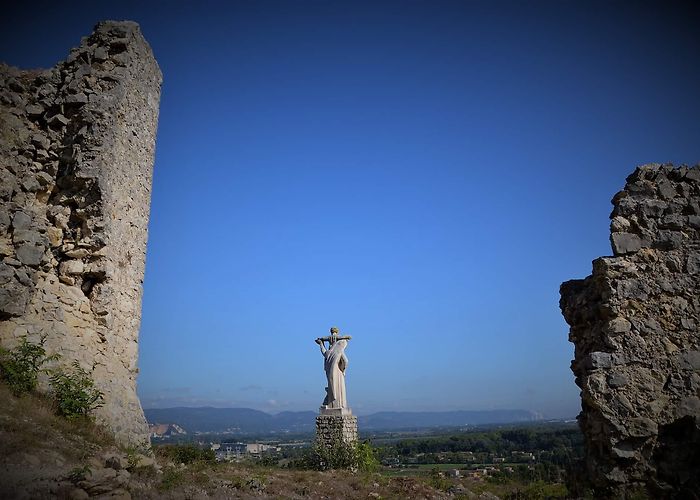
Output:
[
  {"xmin": 140, "ymin": 402, "xmax": 558, "ymax": 419},
  {"xmin": 2, "ymin": 1, "xmax": 699, "ymax": 420}
]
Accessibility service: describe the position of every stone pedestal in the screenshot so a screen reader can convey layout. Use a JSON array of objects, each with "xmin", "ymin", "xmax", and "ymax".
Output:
[{"xmin": 316, "ymin": 411, "xmax": 358, "ymax": 446}]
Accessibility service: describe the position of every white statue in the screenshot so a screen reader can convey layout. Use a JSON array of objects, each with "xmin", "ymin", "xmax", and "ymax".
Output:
[{"xmin": 315, "ymin": 326, "xmax": 352, "ymax": 412}]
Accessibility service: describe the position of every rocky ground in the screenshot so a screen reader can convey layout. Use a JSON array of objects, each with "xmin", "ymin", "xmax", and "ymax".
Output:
[{"xmin": 0, "ymin": 382, "xmax": 502, "ymax": 499}]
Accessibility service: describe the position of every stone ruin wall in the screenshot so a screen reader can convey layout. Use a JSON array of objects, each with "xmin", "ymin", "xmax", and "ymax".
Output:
[
  {"xmin": 561, "ymin": 163, "xmax": 700, "ymax": 498},
  {"xmin": 0, "ymin": 21, "xmax": 161, "ymax": 445}
]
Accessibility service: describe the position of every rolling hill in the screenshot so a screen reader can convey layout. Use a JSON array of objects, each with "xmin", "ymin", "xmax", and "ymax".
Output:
[{"xmin": 144, "ymin": 407, "xmax": 542, "ymax": 434}]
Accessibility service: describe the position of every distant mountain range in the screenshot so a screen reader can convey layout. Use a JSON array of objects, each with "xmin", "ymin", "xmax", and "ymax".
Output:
[
  {"xmin": 360, "ymin": 410, "xmax": 542, "ymax": 429},
  {"xmin": 144, "ymin": 407, "xmax": 541, "ymax": 435},
  {"xmin": 144, "ymin": 407, "xmax": 317, "ymax": 434}
]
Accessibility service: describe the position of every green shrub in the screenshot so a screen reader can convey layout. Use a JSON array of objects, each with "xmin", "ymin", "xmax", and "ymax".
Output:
[
  {"xmin": 426, "ymin": 467, "xmax": 451, "ymax": 491},
  {"xmin": 246, "ymin": 475, "xmax": 267, "ymax": 492},
  {"xmin": 297, "ymin": 435, "xmax": 380, "ymax": 471},
  {"xmin": 0, "ymin": 335, "xmax": 58, "ymax": 395},
  {"xmin": 123, "ymin": 445, "xmax": 152, "ymax": 471},
  {"xmin": 302, "ymin": 437, "xmax": 356, "ymax": 470},
  {"xmin": 156, "ymin": 444, "xmax": 216, "ymax": 465},
  {"xmin": 49, "ymin": 361, "xmax": 104, "ymax": 419},
  {"xmin": 355, "ymin": 441, "xmax": 380, "ymax": 472},
  {"xmin": 503, "ymin": 480, "xmax": 568, "ymax": 499},
  {"xmin": 158, "ymin": 467, "xmax": 184, "ymax": 490},
  {"xmin": 68, "ymin": 464, "xmax": 92, "ymax": 483}
]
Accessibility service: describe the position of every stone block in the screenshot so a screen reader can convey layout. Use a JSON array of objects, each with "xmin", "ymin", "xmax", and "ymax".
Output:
[{"xmin": 611, "ymin": 232, "xmax": 643, "ymax": 255}]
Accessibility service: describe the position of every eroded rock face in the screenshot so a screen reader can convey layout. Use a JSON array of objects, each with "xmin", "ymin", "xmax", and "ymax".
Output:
[
  {"xmin": 0, "ymin": 21, "xmax": 161, "ymax": 445},
  {"xmin": 561, "ymin": 163, "xmax": 700, "ymax": 498}
]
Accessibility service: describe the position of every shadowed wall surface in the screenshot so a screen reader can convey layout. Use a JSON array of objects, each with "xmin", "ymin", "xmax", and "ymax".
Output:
[{"xmin": 561, "ymin": 164, "xmax": 700, "ymax": 498}]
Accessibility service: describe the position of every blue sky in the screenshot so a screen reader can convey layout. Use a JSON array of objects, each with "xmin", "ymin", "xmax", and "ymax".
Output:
[{"xmin": 3, "ymin": 1, "xmax": 699, "ymax": 417}]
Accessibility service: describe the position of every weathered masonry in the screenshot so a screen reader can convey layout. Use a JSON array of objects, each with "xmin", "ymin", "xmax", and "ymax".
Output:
[
  {"xmin": 316, "ymin": 413, "xmax": 359, "ymax": 447},
  {"xmin": 561, "ymin": 164, "xmax": 700, "ymax": 498},
  {"xmin": 0, "ymin": 21, "xmax": 161, "ymax": 445}
]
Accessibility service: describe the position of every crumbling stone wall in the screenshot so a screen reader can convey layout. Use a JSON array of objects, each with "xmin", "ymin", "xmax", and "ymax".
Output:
[
  {"xmin": 0, "ymin": 21, "xmax": 161, "ymax": 445},
  {"xmin": 561, "ymin": 163, "xmax": 700, "ymax": 498}
]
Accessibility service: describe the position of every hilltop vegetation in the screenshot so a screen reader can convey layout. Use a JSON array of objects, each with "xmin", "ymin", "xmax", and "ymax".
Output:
[
  {"xmin": 0, "ymin": 381, "xmax": 465, "ymax": 499},
  {"xmin": 0, "ymin": 378, "xmax": 584, "ymax": 499},
  {"xmin": 0, "ymin": 337, "xmax": 577, "ymax": 498}
]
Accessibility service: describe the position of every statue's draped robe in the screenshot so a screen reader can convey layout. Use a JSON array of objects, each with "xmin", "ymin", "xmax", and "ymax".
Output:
[{"xmin": 323, "ymin": 339, "xmax": 348, "ymax": 408}]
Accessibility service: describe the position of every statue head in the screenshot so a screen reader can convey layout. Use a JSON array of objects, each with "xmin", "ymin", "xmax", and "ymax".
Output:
[{"xmin": 329, "ymin": 326, "xmax": 339, "ymax": 344}]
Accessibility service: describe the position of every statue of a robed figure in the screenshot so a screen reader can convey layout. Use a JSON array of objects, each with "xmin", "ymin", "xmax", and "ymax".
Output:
[
  {"xmin": 314, "ymin": 326, "xmax": 358, "ymax": 445},
  {"xmin": 315, "ymin": 326, "xmax": 352, "ymax": 414}
]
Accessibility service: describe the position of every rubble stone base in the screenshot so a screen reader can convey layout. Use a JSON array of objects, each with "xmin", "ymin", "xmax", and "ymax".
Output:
[{"xmin": 315, "ymin": 414, "xmax": 358, "ymax": 446}]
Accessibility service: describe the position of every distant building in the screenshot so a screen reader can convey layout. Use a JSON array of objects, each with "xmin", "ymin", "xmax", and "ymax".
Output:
[
  {"xmin": 246, "ymin": 443, "xmax": 278, "ymax": 454},
  {"xmin": 215, "ymin": 442, "xmax": 279, "ymax": 461},
  {"xmin": 512, "ymin": 451, "xmax": 535, "ymax": 461},
  {"xmin": 382, "ymin": 457, "xmax": 400, "ymax": 467},
  {"xmin": 216, "ymin": 442, "xmax": 247, "ymax": 461}
]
